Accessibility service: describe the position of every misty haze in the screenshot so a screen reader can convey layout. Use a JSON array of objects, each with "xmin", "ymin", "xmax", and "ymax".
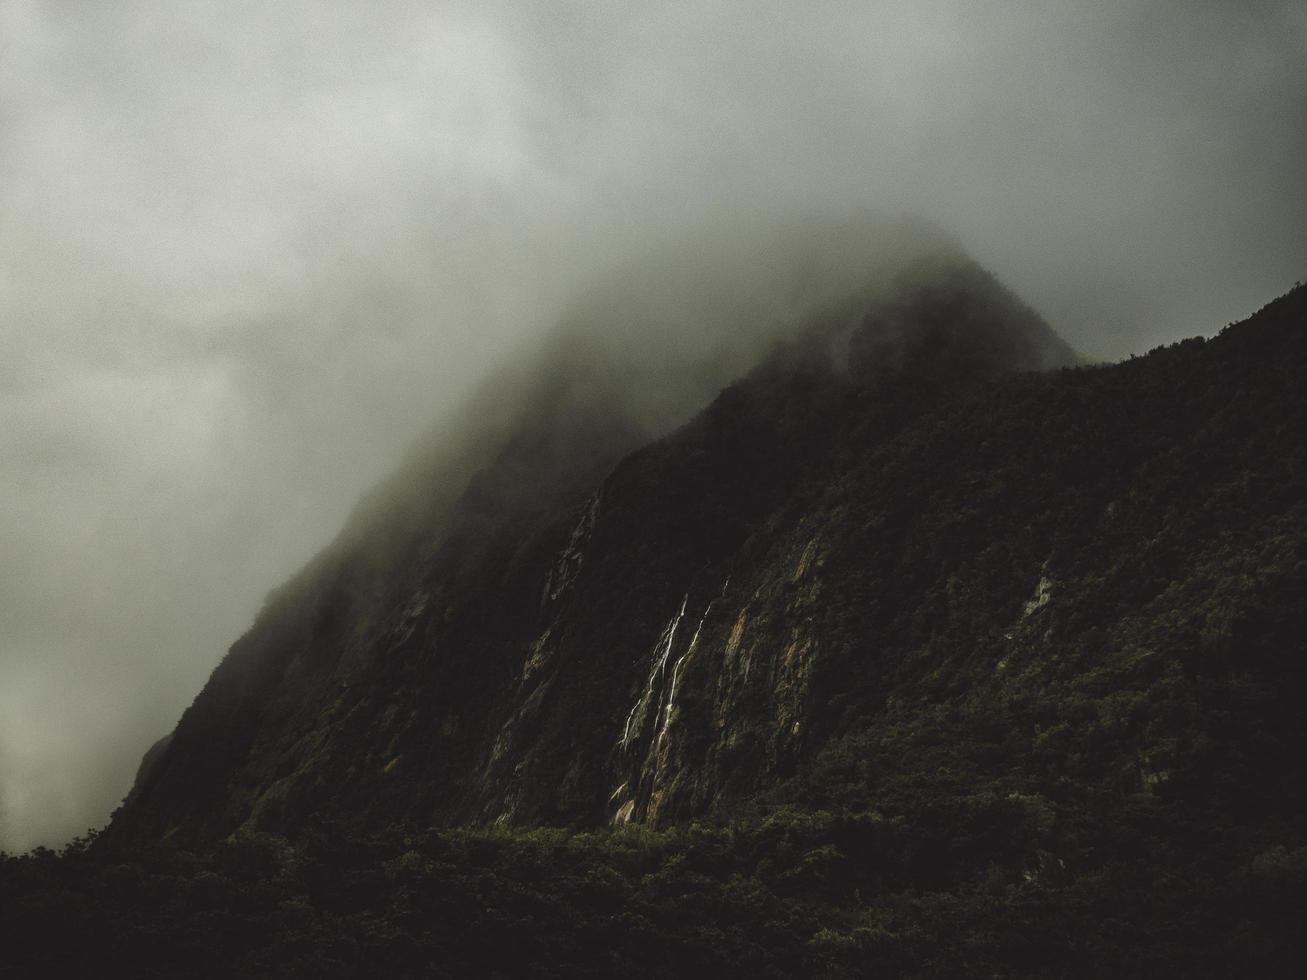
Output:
[{"xmin": 2, "ymin": 2, "xmax": 1306, "ymax": 976}]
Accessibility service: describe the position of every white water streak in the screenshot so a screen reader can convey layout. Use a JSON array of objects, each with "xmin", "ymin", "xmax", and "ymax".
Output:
[
  {"xmin": 656, "ymin": 599, "xmax": 714, "ymax": 751},
  {"xmin": 620, "ymin": 595, "xmax": 687, "ymax": 750}
]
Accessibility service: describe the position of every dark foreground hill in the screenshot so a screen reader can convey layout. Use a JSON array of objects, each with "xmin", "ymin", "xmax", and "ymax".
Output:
[{"xmin": 2, "ymin": 249, "xmax": 1305, "ymax": 978}]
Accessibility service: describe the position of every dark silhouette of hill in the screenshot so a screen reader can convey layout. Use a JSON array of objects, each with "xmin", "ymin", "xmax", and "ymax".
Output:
[
  {"xmin": 3, "ymin": 237, "xmax": 1304, "ymax": 977},
  {"xmin": 105, "ymin": 248, "xmax": 1076, "ymax": 846}
]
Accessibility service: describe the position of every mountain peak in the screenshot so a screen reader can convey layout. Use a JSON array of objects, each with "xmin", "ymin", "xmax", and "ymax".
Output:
[
  {"xmin": 106, "ymin": 227, "xmax": 1086, "ymax": 847},
  {"xmin": 849, "ymin": 257, "xmax": 1079, "ymax": 382}
]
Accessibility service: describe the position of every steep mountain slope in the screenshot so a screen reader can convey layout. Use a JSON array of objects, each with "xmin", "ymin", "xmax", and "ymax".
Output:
[
  {"xmin": 8, "ymin": 252, "xmax": 1306, "ymax": 978},
  {"xmin": 108, "ymin": 248, "xmax": 1077, "ymax": 846},
  {"xmin": 109, "ymin": 269, "xmax": 1307, "ymax": 857}
]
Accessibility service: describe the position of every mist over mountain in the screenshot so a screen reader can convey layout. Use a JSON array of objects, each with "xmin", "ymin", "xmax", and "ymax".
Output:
[
  {"xmin": 4, "ymin": 0, "xmax": 1306, "ymax": 856},
  {"xmin": 343, "ymin": 215, "xmax": 975, "ymax": 545},
  {"xmin": 101, "ymin": 236, "xmax": 1072, "ymax": 844},
  {"xmin": 3, "ymin": 1, "xmax": 1307, "ymax": 975},
  {"xmin": 5, "ymin": 236, "xmax": 1305, "ymax": 975}
]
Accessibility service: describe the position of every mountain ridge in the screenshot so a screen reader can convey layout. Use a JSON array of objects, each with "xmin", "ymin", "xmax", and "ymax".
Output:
[
  {"xmin": 9, "ymin": 255, "xmax": 1306, "ymax": 978},
  {"xmin": 108, "ymin": 248, "xmax": 1076, "ymax": 844}
]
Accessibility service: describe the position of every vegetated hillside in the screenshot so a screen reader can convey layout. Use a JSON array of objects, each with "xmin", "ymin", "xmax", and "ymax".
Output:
[
  {"xmin": 3, "ymin": 265, "xmax": 1305, "ymax": 979},
  {"xmin": 105, "ymin": 253, "xmax": 1075, "ymax": 848}
]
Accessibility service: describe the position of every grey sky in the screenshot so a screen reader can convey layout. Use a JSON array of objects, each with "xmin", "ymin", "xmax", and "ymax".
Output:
[{"xmin": 2, "ymin": 0, "xmax": 1304, "ymax": 851}]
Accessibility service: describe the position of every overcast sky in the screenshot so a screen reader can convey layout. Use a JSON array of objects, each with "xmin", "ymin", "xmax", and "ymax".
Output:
[{"xmin": 2, "ymin": 0, "xmax": 1305, "ymax": 852}]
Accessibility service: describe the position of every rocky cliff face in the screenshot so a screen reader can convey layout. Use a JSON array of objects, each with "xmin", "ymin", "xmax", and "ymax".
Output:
[{"xmin": 107, "ymin": 245, "xmax": 1307, "ymax": 858}]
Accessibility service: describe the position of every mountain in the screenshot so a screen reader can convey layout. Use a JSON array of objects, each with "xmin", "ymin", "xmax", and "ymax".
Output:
[
  {"xmin": 106, "ymin": 244, "xmax": 1077, "ymax": 846},
  {"xmin": 5, "ymin": 232, "xmax": 1305, "ymax": 978}
]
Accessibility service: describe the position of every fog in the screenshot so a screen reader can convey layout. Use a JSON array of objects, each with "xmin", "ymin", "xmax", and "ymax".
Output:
[{"xmin": 2, "ymin": 0, "xmax": 1304, "ymax": 852}]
